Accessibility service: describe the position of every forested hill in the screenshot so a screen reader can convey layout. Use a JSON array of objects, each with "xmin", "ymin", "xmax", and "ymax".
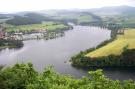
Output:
[
  {"xmin": 87, "ymin": 6, "xmax": 135, "ymax": 28},
  {"xmin": 43, "ymin": 11, "xmax": 103, "ymax": 26},
  {"xmin": 88, "ymin": 5, "xmax": 135, "ymax": 15},
  {"xmin": 6, "ymin": 13, "xmax": 52, "ymax": 25}
]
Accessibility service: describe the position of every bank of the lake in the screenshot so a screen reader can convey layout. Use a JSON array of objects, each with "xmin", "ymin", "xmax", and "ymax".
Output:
[
  {"xmin": 0, "ymin": 39, "xmax": 23, "ymax": 49},
  {"xmin": 71, "ymin": 29, "xmax": 135, "ymax": 68}
]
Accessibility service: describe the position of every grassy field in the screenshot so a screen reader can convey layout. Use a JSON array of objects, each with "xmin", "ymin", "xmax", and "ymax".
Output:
[
  {"xmin": 5, "ymin": 22, "xmax": 69, "ymax": 32},
  {"xmin": 77, "ymin": 15, "xmax": 93, "ymax": 24},
  {"xmin": 86, "ymin": 29, "xmax": 135, "ymax": 58}
]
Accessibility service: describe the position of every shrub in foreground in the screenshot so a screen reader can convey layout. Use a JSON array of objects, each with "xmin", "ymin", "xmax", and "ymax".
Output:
[{"xmin": 0, "ymin": 63, "xmax": 135, "ymax": 89}]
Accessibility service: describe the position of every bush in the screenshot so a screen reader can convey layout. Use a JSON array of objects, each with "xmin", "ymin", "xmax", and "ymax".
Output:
[{"xmin": 0, "ymin": 63, "xmax": 135, "ymax": 89}]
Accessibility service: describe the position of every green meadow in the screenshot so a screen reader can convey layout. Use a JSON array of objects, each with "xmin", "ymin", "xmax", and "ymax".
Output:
[
  {"xmin": 86, "ymin": 29, "xmax": 135, "ymax": 58},
  {"xmin": 5, "ymin": 22, "xmax": 70, "ymax": 32}
]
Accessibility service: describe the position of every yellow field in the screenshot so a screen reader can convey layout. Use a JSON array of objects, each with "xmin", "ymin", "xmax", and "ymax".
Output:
[{"xmin": 86, "ymin": 29, "xmax": 135, "ymax": 58}]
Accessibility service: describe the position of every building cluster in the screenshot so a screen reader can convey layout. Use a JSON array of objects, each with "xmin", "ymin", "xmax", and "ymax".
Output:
[
  {"xmin": 0, "ymin": 26, "xmax": 5, "ymax": 39},
  {"xmin": 0, "ymin": 26, "xmax": 64, "ymax": 41}
]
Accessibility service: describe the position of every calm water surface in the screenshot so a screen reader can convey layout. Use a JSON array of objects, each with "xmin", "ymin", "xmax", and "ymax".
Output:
[{"xmin": 0, "ymin": 25, "xmax": 135, "ymax": 80}]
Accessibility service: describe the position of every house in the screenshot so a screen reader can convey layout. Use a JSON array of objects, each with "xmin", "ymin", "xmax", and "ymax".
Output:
[
  {"xmin": 0, "ymin": 28, "xmax": 5, "ymax": 39},
  {"xmin": 0, "ymin": 26, "xmax": 5, "ymax": 39}
]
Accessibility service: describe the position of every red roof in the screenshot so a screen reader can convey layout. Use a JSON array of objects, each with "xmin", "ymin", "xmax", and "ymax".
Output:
[{"xmin": 0, "ymin": 31, "xmax": 5, "ymax": 38}]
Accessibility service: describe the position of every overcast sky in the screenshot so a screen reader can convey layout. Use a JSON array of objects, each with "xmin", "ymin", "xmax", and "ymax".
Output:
[{"xmin": 0, "ymin": 0, "xmax": 135, "ymax": 13}]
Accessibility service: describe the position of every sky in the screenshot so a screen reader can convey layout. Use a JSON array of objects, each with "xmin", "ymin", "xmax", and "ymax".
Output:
[{"xmin": 0, "ymin": 0, "xmax": 135, "ymax": 13}]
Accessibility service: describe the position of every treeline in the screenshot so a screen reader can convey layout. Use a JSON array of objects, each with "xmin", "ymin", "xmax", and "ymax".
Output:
[
  {"xmin": 107, "ymin": 23, "xmax": 124, "ymax": 38},
  {"xmin": 0, "ymin": 39, "xmax": 23, "ymax": 48},
  {"xmin": 0, "ymin": 63, "xmax": 135, "ymax": 89},
  {"xmin": 72, "ymin": 49, "xmax": 135, "ymax": 67},
  {"xmin": 6, "ymin": 16, "xmax": 42, "ymax": 25},
  {"xmin": 71, "ymin": 47, "xmax": 135, "ymax": 67}
]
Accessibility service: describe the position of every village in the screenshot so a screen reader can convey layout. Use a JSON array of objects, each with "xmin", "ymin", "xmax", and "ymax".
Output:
[{"xmin": 0, "ymin": 25, "xmax": 65, "ymax": 41}]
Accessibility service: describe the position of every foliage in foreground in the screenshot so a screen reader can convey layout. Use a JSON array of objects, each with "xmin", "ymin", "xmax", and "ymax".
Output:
[{"xmin": 0, "ymin": 63, "xmax": 135, "ymax": 89}]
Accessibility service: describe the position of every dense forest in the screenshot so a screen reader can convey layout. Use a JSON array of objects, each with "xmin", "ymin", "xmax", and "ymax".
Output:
[
  {"xmin": 72, "ymin": 48, "xmax": 135, "ymax": 67},
  {"xmin": 6, "ymin": 13, "xmax": 52, "ymax": 25}
]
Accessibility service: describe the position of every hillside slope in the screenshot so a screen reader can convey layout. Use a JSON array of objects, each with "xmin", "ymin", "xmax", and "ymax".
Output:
[
  {"xmin": 89, "ymin": 6, "xmax": 135, "ymax": 15},
  {"xmin": 86, "ymin": 29, "xmax": 135, "ymax": 58}
]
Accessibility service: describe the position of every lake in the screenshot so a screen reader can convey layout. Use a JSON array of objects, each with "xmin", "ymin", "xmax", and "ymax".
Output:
[{"xmin": 0, "ymin": 25, "xmax": 135, "ymax": 80}]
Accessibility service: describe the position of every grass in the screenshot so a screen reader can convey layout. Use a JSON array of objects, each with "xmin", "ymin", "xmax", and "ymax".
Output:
[
  {"xmin": 78, "ymin": 15, "xmax": 93, "ymax": 23},
  {"xmin": 52, "ymin": 14, "xmax": 95, "ymax": 24},
  {"xmin": 86, "ymin": 29, "xmax": 135, "ymax": 58},
  {"xmin": 5, "ymin": 22, "xmax": 69, "ymax": 32}
]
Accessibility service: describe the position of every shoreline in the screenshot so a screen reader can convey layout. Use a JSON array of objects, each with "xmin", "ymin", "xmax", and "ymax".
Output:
[{"xmin": 0, "ymin": 46, "xmax": 17, "ymax": 49}]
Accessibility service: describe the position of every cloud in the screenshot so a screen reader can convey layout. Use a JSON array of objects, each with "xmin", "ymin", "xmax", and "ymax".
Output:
[
  {"xmin": 127, "ymin": 0, "xmax": 135, "ymax": 5},
  {"xmin": 0, "ymin": 0, "xmax": 133, "ymax": 13}
]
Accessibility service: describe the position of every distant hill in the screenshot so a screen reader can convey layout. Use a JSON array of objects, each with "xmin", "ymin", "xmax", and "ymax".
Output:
[
  {"xmin": 39, "ymin": 11, "xmax": 103, "ymax": 25},
  {"xmin": 6, "ymin": 13, "xmax": 52, "ymax": 25},
  {"xmin": 4, "ymin": 11, "xmax": 102, "ymax": 26},
  {"xmin": 1, "ymin": 5, "xmax": 135, "ymax": 26},
  {"xmin": 88, "ymin": 6, "xmax": 135, "ymax": 15},
  {"xmin": 0, "ymin": 13, "xmax": 14, "ymax": 18}
]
